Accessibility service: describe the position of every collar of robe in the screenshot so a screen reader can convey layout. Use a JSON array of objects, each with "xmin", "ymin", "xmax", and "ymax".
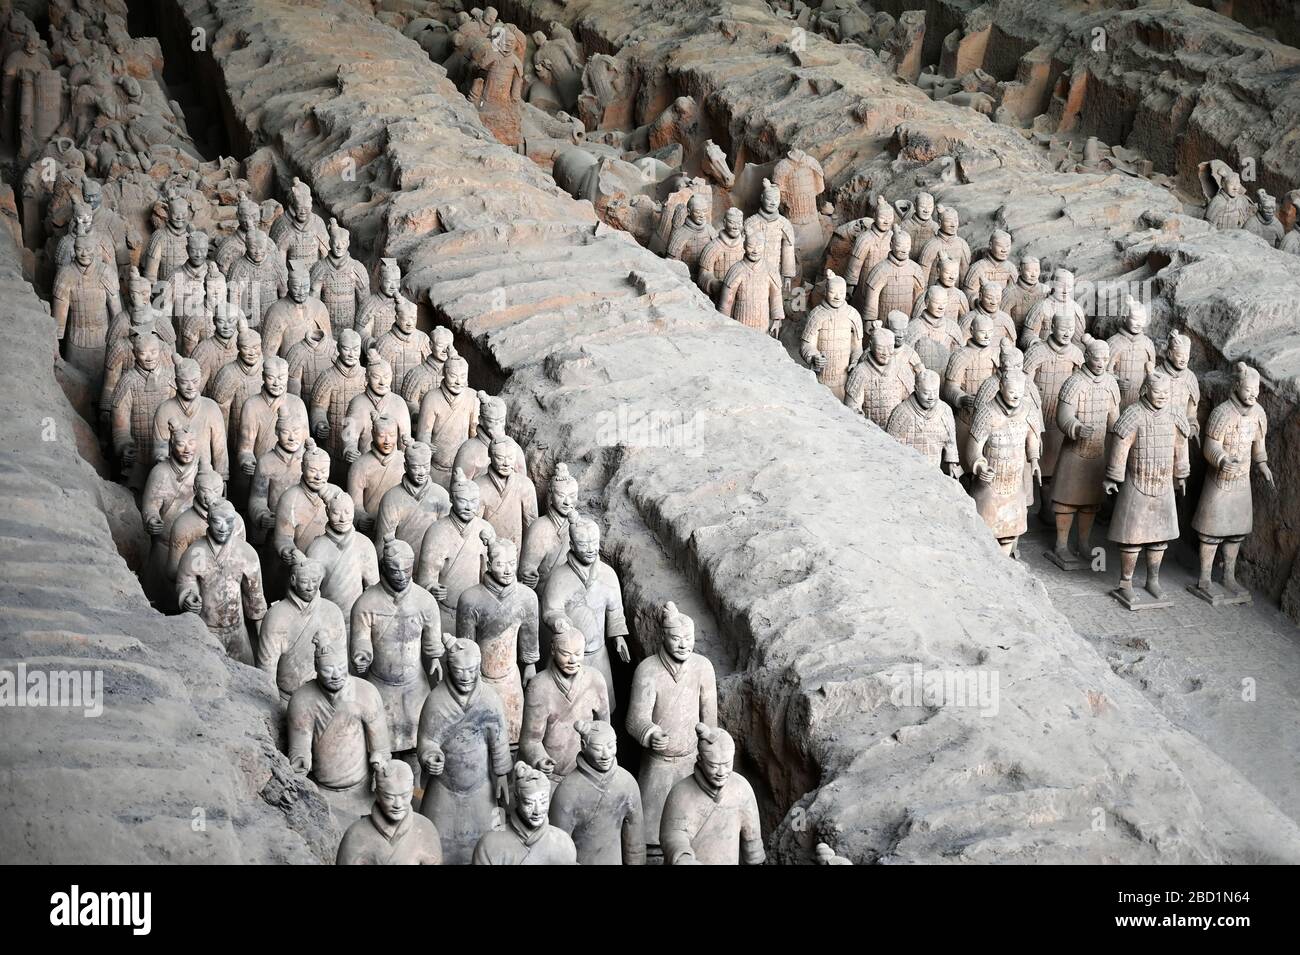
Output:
[
  {"xmin": 693, "ymin": 765, "xmax": 725, "ymax": 803},
  {"xmin": 576, "ymin": 753, "xmax": 617, "ymax": 789},
  {"xmin": 369, "ymin": 805, "xmax": 413, "ymax": 844}
]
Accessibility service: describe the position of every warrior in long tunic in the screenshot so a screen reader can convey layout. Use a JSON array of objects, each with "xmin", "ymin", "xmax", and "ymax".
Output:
[
  {"xmin": 911, "ymin": 252, "xmax": 968, "ymax": 325},
  {"xmin": 374, "ymin": 440, "xmax": 450, "ymax": 553},
  {"xmin": 1106, "ymin": 297, "xmax": 1157, "ymax": 409},
  {"xmin": 626, "ymin": 601, "xmax": 718, "ymax": 854},
  {"xmin": 1023, "ymin": 310, "xmax": 1084, "ymax": 490},
  {"xmin": 226, "ymin": 230, "xmax": 286, "ymax": 327},
  {"xmin": 52, "ymin": 234, "xmax": 120, "ymax": 387},
  {"xmin": 718, "ymin": 230, "xmax": 784, "ymax": 337},
  {"xmin": 1104, "ymin": 370, "xmax": 1191, "ymax": 602},
  {"xmin": 800, "ymin": 271, "xmax": 863, "ymax": 400},
  {"xmin": 519, "ymin": 461, "xmax": 577, "ymax": 590},
  {"xmin": 917, "ymin": 206, "xmax": 972, "ymax": 288},
  {"xmin": 1191, "ymin": 363, "xmax": 1273, "ymax": 600},
  {"xmin": 859, "ymin": 228, "xmax": 924, "ymax": 325},
  {"xmin": 1050, "ymin": 340, "xmax": 1121, "ymax": 565},
  {"xmin": 961, "ymin": 229, "xmax": 1017, "ymax": 302},
  {"xmin": 342, "ymin": 353, "xmax": 411, "ymax": 466},
  {"xmin": 161, "ymin": 232, "xmax": 212, "ymax": 355},
  {"xmin": 886, "ymin": 368, "xmax": 961, "ymax": 477},
  {"xmin": 958, "ymin": 279, "xmax": 1016, "ymax": 345},
  {"xmin": 456, "ymin": 530, "xmax": 540, "ymax": 746},
  {"xmin": 744, "ymin": 179, "xmax": 796, "ymax": 291},
  {"xmin": 1245, "ymin": 190, "xmax": 1285, "ymax": 247},
  {"xmin": 308, "ymin": 328, "xmax": 366, "ymax": 472},
  {"xmin": 306, "ymin": 493, "xmax": 379, "ymax": 633},
  {"xmin": 141, "ymin": 423, "xmax": 199, "ymax": 601},
  {"xmin": 191, "ymin": 306, "xmax": 239, "ymax": 395},
  {"xmin": 351, "ymin": 536, "xmax": 443, "ymax": 758},
  {"xmin": 520, "ymin": 621, "xmax": 610, "ymax": 786},
  {"xmin": 288, "ymin": 634, "xmax": 391, "ymax": 822},
  {"xmin": 141, "ymin": 195, "xmax": 192, "ymax": 284},
  {"xmin": 1020, "ymin": 268, "xmax": 1089, "ymax": 351},
  {"xmin": 373, "ymin": 304, "xmax": 430, "ymax": 398},
  {"xmin": 355, "ymin": 257, "xmax": 409, "ymax": 352},
  {"xmin": 660, "ymin": 725, "xmax": 764, "ymax": 866},
  {"xmin": 273, "ymin": 439, "xmax": 344, "ymax": 562},
  {"xmin": 167, "ymin": 470, "xmax": 246, "ymax": 591},
  {"xmin": 399, "ymin": 326, "xmax": 455, "ymax": 419},
  {"xmin": 214, "ymin": 193, "xmax": 270, "ymax": 273},
  {"xmin": 906, "ymin": 284, "xmax": 966, "ymax": 374},
  {"xmin": 286, "ymin": 325, "xmax": 337, "ymax": 399},
  {"xmin": 151, "ymin": 356, "xmax": 227, "ymax": 480},
  {"xmin": 540, "ymin": 517, "xmax": 630, "ymax": 711},
  {"xmin": 451, "ymin": 392, "xmax": 527, "ymax": 482},
  {"xmin": 259, "ymin": 551, "xmax": 348, "ymax": 702},
  {"xmin": 417, "ymin": 635, "xmax": 511, "ymax": 864},
  {"xmin": 550, "ymin": 720, "xmax": 645, "ymax": 865},
  {"xmin": 249, "ymin": 405, "xmax": 307, "ymax": 551},
  {"xmin": 899, "ymin": 192, "xmax": 939, "ymax": 261},
  {"xmin": 696, "ymin": 208, "xmax": 745, "ymax": 299},
  {"xmin": 1204, "ymin": 168, "xmax": 1254, "ymax": 230},
  {"xmin": 844, "ymin": 197, "xmax": 895, "ymax": 303},
  {"xmin": 475, "ymin": 435, "xmax": 539, "ymax": 549},
  {"xmin": 110, "ymin": 330, "xmax": 176, "ymax": 491},
  {"xmin": 666, "ymin": 193, "xmax": 716, "ymax": 278},
  {"xmin": 310, "ymin": 218, "xmax": 370, "ymax": 338},
  {"xmin": 943, "ymin": 314, "xmax": 1000, "ymax": 468},
  {"xmin": 236, "ymin": 356, "xmax": 308, "ymax": 500},
  {"xmin": 415, "ymin": 355, "xmax": 478, "ymax": 489},
  {"xmin": 1158, "ymin": 330, "xmax": 1201, "ymax": 460},
  {"xmin": 260, "ymin": 260, "xmax": 331, "ymax": 358},
  {"xmin": 207, "ymin": 322, "xmax": 262, "ymax": 454},
  {"xmin": 271, "ymin": 177, "xmax": 329, "ymax": 269},
  {"xmin": 347, "ymin": 412, "xmax": 406, "ymax": 536},
  {"xmin": 472, "ymin": 761, "xmax": 577, "ymax": 865},
  {"xmin": 177, "ymin": 499, "xmax": 266, "ymax": 664},
  {"xmin": 1000, "ymin": 256, "xmax": 1048, "ymax": 335},
  {"xmin": 967, "ymin": 368, "xmax": 1041, "ymax": 555},
  {"xmin": 845, "ymin": 327, "xmax": 914, "ymax": 428},
  {"xmin": 417, "ymin": 468, "xmax": 493, "ymax": 632},
  {"xmin": 337, "ymin": 761, "xmax": 442, "ymax": 865}
]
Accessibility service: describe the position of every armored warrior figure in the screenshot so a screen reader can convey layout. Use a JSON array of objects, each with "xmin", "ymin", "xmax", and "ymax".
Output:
[
  {"xmin": 860, "ymin": 228, "xmax": 924, "ymax": 325},
  {"xmin": 520, "ymin": 461, "xmax": 577, "ymax": 590},
  {"xmin": 375, "ymin": 298, "xmax": 431, "ymax": 387},
  {"xmin": 416, "ymin": 354, "xmax": 478, "ymax": 488},
  {"xmin": 417, "ymin": 468, "xmax": 493, "ymax": 632},
  {"xmin": 800, "ymin": 271, "xmax": 863, "ymax": 400},
  {"xmin": 308, "ymin": 328, "xmax": 366, "ymax": 470},
  {"xmin": 911, "ymin": 251, "xmax": 969, "ymax": 325},
  {"xmin": 905, "ymin": 284, "xmax": 966, "ymax": 374},
  {"xmin": 214, "ymin": 193, "xmax": 270, "ymax": 273},
  {"xmin": 342, "ymin": 352, "xmax": 411, "ymax": 466},
  {"xmin": 959, "ymin": 279, "xmax": 1016, "ymax": 344},
  {"xmin": 1104, "ymin": 369, "xmax": 1191, "ymax": 606},
  {"xmin": 141, "ymin": 422, "xmax": 199, "ymax": 599},
  {"xmin": 771, "ymin": 148, "xmax": 828, "ymax": 277},
  {"xmin": 885, "ymin": 309, "xmax": 927, "ymax": 379},
  {"xmin": 53, "ymin": 202, "xmax": 114, "ymax": 273},
  {"xmin": 899, "ymin": 191, "xmax": 939, "ymax": 259},
  {"xmin": 918, "ymin": 205, "xmax": 972, "ymax": 288},
  {"xmin": 142, "ymin": 194, "xmax": 192, "ymax": 283},
  {"xmin": 162, "ymin": 231, "xmax": 212, "ymax": 354},
  {"xmin": 1190, "ymin": 363, "xmax": 1273, "ymax": 604},
  {"xmin": 1020, "ymin": 269, "xmax": 1089, "ymax": 351},
  {"xmin": 660, "ymin": 724, "xmax": 764, "ymax": 866},
  {"xmin": 475, "ymin": 435, "xmax": 538, "ymax": 549},
  {"xmin": 259, "ymin": 550, "xmax": 348, "ymax": 702},
  {"xmin": 665, "ymin": 193, "xmax": 716, "ymax": 277},
  {"xmin": 273, "ymin": 438, "xmax": 344, "ymax": 560},
  {"xmin": 191, "ymin": 304, "xmax": 239, "ymax": 394},
  {"xmin": 1000, "ymin": 256, "xmax": 1048, "ymax": 334},
  {"xmin": 248, "ymin": 404, "xmax": 307, "ymax": 550},
  {"xmin": 962, "ymin": 230, "xmax": 1017, "ymax": 301},
  {"xmin": 845, "ymin": 328, "xmax": 915, "ymax": 428},
  {"xmin": 626, "ymin": 601, "xmax": 718, "ymax": 856},
  {"xmin": 520, "ymin": 618, "xmax": 610, "ymax": 784},
  {"xmin": 288, "ymin": 634, "xmax": 391, "ymax": 821},
  {"xmin": 271, "ymin": 177, "xmax": 329, "ymax": 268},
  {"xmin": 1050, "ymin": 340, "xmax": 1120, "ymax": 568},
  {"xmin": 52, "ymin": 233, "xmax": 120, "ymax": 387},
  {"xmin": 1203, "ymin": 165, "xmax": 1254, "ymax": 231},
  {"xmin": 152, "ymin": 356, "xmax": 227, "ymax": 480},
  {"xmin": 236, "ymin": 355, "xmax": 307, "ymax": 508},
  {"xmin": 550, "ymin": 720, "xmax": 646, "ymax": 865},
  {"xmin": 540, "ymin": 517, "xmax": 630, "ymax": 710},
  {"xmin": 1107, "ymin": 297, "xmax": 1157, "ymax": 409},
  {"xmin": 944, "ymin": 313, "xmax": 1001, "ymax": 464},
  {"xmin": 1245, "ymin": 190, "xmax": 1285, "ymax": 247},
  {"xmin": 696, "ymin": 207, "xmax": 746, "ymax": 298},
  {"xmin": 718, "ymin": 230, "xmax": 784, "ymax": 337},
  {"xmin": 306, "ymin": 493, "xmax": 379, "ymax": 631},
  {"xmin": 166, "ymin": 469, "xmax": 246, "ymax": 589},
  {"xmin": 471, "ymin": 761, "xmax": 577, "ymax": 865},
  {"xmin": 457, "ymin": 529, "xmax": 540, "ymax": 746},
  {"xmin": 347, "ymin": 412, "xmax": 406, "ymax": 535},
  {"xmin": 967, "ymin": 367, "xmax": 1041, "ymax": 555},
  {"xmin": 1158, "ymin": 330, "xmax": 1201, "ymax": 457},
  {"xmin": 310, "ymin": 218, "xmax": 370, "ymax": 338},
  {"xmin": 1023, "ymin": 309, "xmax": 1084, "ymax": 501},
  {"xmin": 844, "ymin": 196, "xmax": 896, "ymax": 303},
  {"xmin": 886, "ymin": 368, "xmax": 961, "ymax": 477},
  {"xmin": 226, "ymin": 230, "xmax": 286, "ymax": 327},
  {"xmin": 451, "ymin": 392, "xmax": 526, "ymax": 483},
  {"xmin": 417, "ymin": 634, "xmax": 511, "ymax": 864},
  {"xmin": 355, "ymin": 257, "xmax": 407, "ymax": 351},
  {"xmin": 469, "ymin": 25, "xmax": 525, "ymax": 149},
  {"xmin": 177, "ymin": 499, "xmax": 266, "ymax": 664},
  {"xmin": 351, "ymin": 536, "xmax": 443, "ymax": 763},
  {"xmin": 399, "ymin": 325, "xmax": 455, "ymax": 419},
  {"xmin": 111, "ymin": 330, "xmax": 176, "ymax": 491},
  {"xmin": 373, "ymin": 440, "xmax": 450, "ymax": 552},
  {"xmin": 337, "ymin": 760, "xmax": 443, "ymax": 865},
  {"xmin": 285, "ymin": 325, "xmax": 338, "ymax": 398},
  {"xmin": 260, "ymin": 260, "xmax": 331, "ymax": 358}
]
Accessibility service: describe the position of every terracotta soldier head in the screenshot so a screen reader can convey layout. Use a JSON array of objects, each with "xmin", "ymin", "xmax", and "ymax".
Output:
[
  {"xmin": 915, "ymin": 192, "xmax": 935, "ymax": 221},
  {"xmin": 206, "ymin": 264, "xmax": 229, "ymax": 320},
  {"xmin": 886, "ymin": 310, "xmax": 909, "ymax": 345},
  {"xmin": 924, "ymin": 284, "xmax": 946, "ymax": 319},
  {"xmin": 987, "ymin": 229, "xmax": 1011, "ymax": 263},
  {"xmin": 395, "ymin": 297, "xmax": 417, "ymax": 335},
  {"xmin": 443, "ymin": 355, "xmax": 468, "ymax": 395},
  {"xmin": 721, "ymin": 207, "xmax": 744, "ymax": 239},
  {"xmin": 550, "ymin": 614, "xmax": 585, "ymax": 676},
  {"xmin": 431, "ymin": 326, "xmax": 454, "ymax": 361},
  {"xmin": 937, "ymin": 205, "xmax": 959, "ymax": 237},
  {"xmin": 301, "ymin": 438, "xmax": 331, "ymax": 493},
  {"xmin": 237, "ymin": 320, "xmax": 263, "ymax": 366},
  {"xmin": 370, "ymin": 411, "xmax": 399, "ymax": 456},
  {"xmin": 450, "ymin": 467, "xmax": 481, "ymax": 521},
  {"xmin": 287, "ymin": 260, "xmax": 310, "ymax": 303},
  {"xmin": 695, "ymin": 723, "xmax": 736, "ymax": 791},
  {"xmin": 1141, "ymin": 367, "xmax": 1170, "ymax": 411},
  {"xmin": 366, "ymin": 351, "xmax": 392, "ymax": 396},
  {"xmin": 481, "ymin": 527, "xmax": 517, "ymax": 587},
  {"xmin": 1164, "ymin": 330, "xmax": 1191, "ymax": 371},
  {"xmin": 73, "ymin": 233, "xmax": 95, "ymax": 269},
  {"xmin": 175, "ymin": 357, "xmax": 202, "ymax": 403},
  {"xmin": 487, "ymin": 435, "xmax": 515, "ymax": 479},
  {"xmin": 915, "ymin": 368, "xmax": 941, "ymax": 409},
  {"xmin": 825, "ymin": 270, "xmax": 847, "ymax": 309},
  {"xmin": 314, "ymin": 630, "xmax": 349, "ymax": 695},
  {"xmin": 742, "ymin": 228, "xmax": 765, "ymax": 263},
  {"xmin": 132, "ymin": 328, "xmax": 164, "ymax": 372},
  {"xmin": 868, "ymin": 327, "xmax": 894, "ymax": 367},
  {"xmin": 685, "ymin": 193, "xmax": 709, "ymax": 227},
  {"xmin": 373, "ymin": 760, "xmax": 415, "ymax": 824},
  {"xmin": 337, "ymin": 329, "xmax": 361, "ymax": 369},
  {"xmin": 288, "ymin": 550, "xmax": 325, "ymax": 601},
  {"xmin": 1123, "ymin": 296, "xmax": 1148, "ymax": 336},
  {"xmin": 1084, "ymin": 338, "xmax": 1109, "ymax": 374},
  {"xmin": 998, "ymin": 366, "xmax": 1025, "ymax": 410},
  {"xmin": 263, "ymin": 355, "xmax": 289, "ymax": 398},
  {"xmin": 478, "ymin": 393, "xmax": 507, "ymax": 438},
  {"xmin": 568, "ymin": 515, "xmax": 599, "ymax": 567},
  {"xmin": 70, "ymin": 201, "xmax": 93, "ymax": 238},
  {"xmin": 1050, "ymin": 307, "xmax": 1075, "ymax": 347},
  {"xmin": 759, "ymin": 179, "xmax": 781, "ymax": 216},
  {"xmin": 185, "ymin": 229, "xmax": 208, "ymax": 269},
  {"xmin": 512, "ymin": 761, "xmax": 552, "ymax": 831},
  {"xmin": 207, "ymin": 498, "xmax": 238, "ymax": 546},
  {"xmin": 166, "ymin": 194, "xmax": 192, "ymax": 233},
  {"xmin": 978, "ymin": 279, "xmax": 1003, "ymax": 314},
  {"xmin": 889, "ymin": 227, "xmax": 911, "ymax": 263},
  {"xmin": 661, "ymin": 600, "xmax": 695, "ymax": 660},
  {"xmin": 236, "ymin": 193, "xmax": 259, "ymax": 234},
  {"xmin": 574, "ymin": 719, "xmax": 617, "ymax": 772},
  {"xmin": 327, "ymin": 218, "xmax": 349, "ymax": 259},
  {"xmin": 378, "ymin": 258, "xmax": 401, "ymax": 298},
  {"xmin": 326, "ymin": 488, "xmax": 355, "ymax": 533},
  {"xmin": 168, "ymin": 420, "xmax": 198, "ymax": 467},
  {"xmin": 194, "ymin": 469, "xmax": 225, "ymax": 510},
  {"xmin": 1052, "ymin": 268, "xmax": 1074, "ymax": 302},
  {"xmin": 380, "ymin": 535, "xmax": 416, "ymax": 591},
  {"xmin": 289, "ymin": 177, "xmax": 313, "ymax": 224},
  {"xmin": 548, "ymin": 462, "xmax": 578, "ymax": 517},
  {"xmin": 1257, "ymin": 190, "xmax": 1277, "ymax": 224},
  {"xmin": 246, "ymin": 229, "xmax": 270, "ymax": 266},
  {"xmin": 443, "ymin": 632, "xmax": 482, "ymax": 697},
  {"xmin": 404, "ymin": 440, "xmax": 432, "ymax": 489}
]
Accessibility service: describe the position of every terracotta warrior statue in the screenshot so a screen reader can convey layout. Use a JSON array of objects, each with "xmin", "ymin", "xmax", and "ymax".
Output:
[
  {"xmin": 273, "ymin": 437, "xmax": 344, "ymax": 561},
  {"xmin": 286, "ymin": 323, "xmax": 337, "ymax": 398},
  {"xmin": 260, "ymin": 259, "xmax": 331, "ymax": 358},
  {"xmin": 718, "ymin": 230, "xmax": 784, "ymax": 337},
  {"xmin": 111, "ymin": 330, "xmax": 176, "ymax": 490},
  {"xmin": 306, "ymin": 492, "xmax": 379, "ymax": 632},
  {"xmin": 918, "ymin": 205, "xmax": 972, "ymax": 288},
  {"xmin": 1158, "ymin": 329, "xmax": 1201, "ymax": 457},
  {"xmin": 1190, "ymin": 363, "xmax": 1273, "ymax": 603},
  {"xmin": 400, "ymin": 325, "xmax": 455, "ymax": 418},
  {"xmin": 167, "ymin": 468, "xmax": 246, "ymax": 591},
  {"xmin": 417, "ymin": 633, "xmax": 511, "ymax": 864},
  {"xmin": 191, "ymin": 300, "xmax": 239, "ymax": 394},
  {"xmin": 142, "ymin": 194, "xmax": 193, "ymax": 283},
  {"xmin": 886, "ymin": 368, "xmax": 961, "ymax": 477},
  {"xmin": 744, "ymin": 179, "xmax": 796, "ymax": 293},
  {"xmin": 417, "ymin": 467, "xmax": 493, "ymax": 631},
  {"xmin": 959, "ymin": 278, "xmax": 1016, "ymax": 344},
  {"xmin": 1023, "ymin": 309, "xmax": 1084, "ymax": 517},
  {"xmin": 550, "ymin": 719, "xmax": 646, "ymax": 865},
  {"xmin": 1000, "ymin": 255, "xmax": 1048, "ymax": 334},
  {"xmin": 1020, "ymin": 268, "xmax": 1088, "ymax": 351},
  {"xmin": 342, "ymin": 351, "xmax": 411, "ymax": 466},
  {"xmin": 337, "ymin": 760, "xmax": 443, "ymax": 865},
  {"xmin": 53, "ymin": 232, "xmax": 120, "ymax": 390},
  {"xmin": 799, "ymin": 271, "xmax": 863, "ymax": 400},
  {"xmin": 475, "ymin": 435, "xmax": 538, "ymax": 549},
  {"xmin": 1245, "ymin": 190, "xmax": 1285, "ymax": 247},
  {"xmin": 471, "ymin": 761, "xmax": 577, "ymax": 864},
  {"xmin": 912, "ymin": 251, "xmax": 968, "ymax": 324},
  {"xmin": 967, "ymin": 367, "xmax": 1041, "ymax": 556},
  {"xmin": 519, "ymin": 461, "xmax": 577, "ymax": 590},
  {"xmin": 308, "ymin": 327, "xmax": 366, "ymax": 470},
  {"xmin": 141, "ymin": 421, "xmax": 199, "ymax": 599},
  {"xmin": 355, "ymin": 257, "xmax": 407, "ymax": 351},
  {"xmin": 153, "ymin": 356, "xmax": 227, "ymax": 480},
  {"xmin": 226, "ymin": 229, "xmax": 286, "ymax": 327},
  {"xmin": 310, "ymin": 218, "xmax": 370, "ymax": 338},
  {"xmin": 163, "ymin": 230, "xmax": 212, "ymax": 355},
  {"xmin": 944, "ymin": 313, "xmax": 1000, "ymax": 458},
  {"xmin": 626, "ymin": 601, "xmax": 718, "ymax": 857},
  {"xmin": 660, "ymin": 724, "xmax": 764, "ymax": 865},
  {"xmin": 666, "ymin": 193, "xmax": 716, "ymax": 278},
  {"xmin": 451, "ymin": 392, "xmax": 526, "ymax": 482},
  {"xmin": 288, "ymin": 633, "xmax": 391, "ymax": 820},
  {"xmin": 248, "ymin": 404, "xmax": 308, "ymax": 550},
  {"xmin": 351, "ymin": 536, "xmax": 444, "ymax": 767},
  {"xmin": 1203, "ymin": 164, "xmax": 1254, "ymax": 231},
  {"xmin": 236, "ymin": 355, "xmax": 307, "ymax": 504},
  {"xmin": 696, "ymin": 207, "xmax": 746, "ymax": 299},
  {"xmin": 540, "ymin": 516, "xmax": 630, "ymax": 710},
  {"xmin": 962, "ymin": 229, "xmax": 1017, "ymax": 301},
  {"xmin": 520, "ymin": 616, "xmax": 610, "ymax": 784},
  {"xmin": 859, "ymin": 227, "xmax": 924, "ymax": 327},
  {"xmin": 347, "ymin": 412, "xmax": 406, "ymax": 536},
  {"xmin": 177, "ymin": 498, "xmax": 266, "ymax": 664},
  {"xmin": 375, "ymin": 297, "xmax": 431, "ymax": 388},
  {"xmin": 1049, "ymin": 339, "xmax": 1120, "ymax": 568},
  {"xmin": 905, "ymin": 284, "xmax": 965, "ymax": 374},
  {"xmin": 1104, "ymin": 368, "xmax": 1191, "ymax": 606},
  {"xmin": 469, "ymin": 24, "xmax": 525, "ymax": 149},
  {"xmin": 415, "ymin": 354, "xmax": 478, "ymax": 489},
  {"xmin": 373, "ymin": 439, "xmax": 450, "ymax": 552},
  {"xmin": 844, "ymin": 196, "xmax": 896, "ymax": 304},
  {"xmin": 899, "ymin": 191, "xmax": 939, "ymax": 259},
  {"xmin": 271, "ymin": 176, "xmax": 328, "ymax": 268},
  {"xmin": 844, "ymin": 327, "xmax": 915, "ymax": 428},
  {"xmin": 214, "ymin": 193, "xmax": 269, "ymax": 272},
  {"xmin": 259, "ymin": 550, "xmax": 348, "ymax": 701},
  {"xmin": 1107, "ymin": 297, "xmax": 1157, "ymax": 409}
]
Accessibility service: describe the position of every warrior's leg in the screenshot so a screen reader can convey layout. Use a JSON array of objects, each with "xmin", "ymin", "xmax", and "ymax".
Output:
[
  {"xmin": 1075, "ymin": 509, "xmax": 1097, "ymax": 557},
  {"xmin": 1222, "ymin": 537, "xmax": 1246, "ymax": 594},
  {"xmin": 1053, "ymin": 509, "xmax": 1074, "ymax": 560},
  {"xmin": 1117, "ymin": 546, "xmax": 1139, "ymax": 596},
  {"xmin": 1196, "ymin": 535, "xmax": 1218, "ymax": 591},
  {"xmin": 1144, "ymin": 543, "xmax": 1168, "ymax": 599}
]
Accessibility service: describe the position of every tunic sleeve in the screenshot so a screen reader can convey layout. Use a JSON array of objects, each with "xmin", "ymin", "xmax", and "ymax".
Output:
[
  {"xmin": 518, "ymin": 682, "xmax": 551, "ymax": 769},
  {"xmin": 621, "ymin": 777, "xmax": 647, "ymax": 866},
  {"xmin": 241, "ymin": 556, "xmax": 268, "ymax": 622},
  {"xmin": 625, "ymin": 662, "xmax": 660, "ymax": 747},
  {"xmin": 518, "ymin": 589, "xmax": 540, "ymax": 666},
  {"xmin": 361, "ymin": 684, "xmax": 392, "ymax": 766},
  {"xmin": 739, "ymin": 785, "xmax": 766, "ymax": 865},
  {"xmin": 350, "ymin": 598, "xmax": 375, "ymax": 672},
  {"xmin": 659, "ymin": 785, "xmax": 696, "ymax": 865},
  {"xmin": 286, "ymin": 690, "xmax": 314, "ymax": 773}
]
